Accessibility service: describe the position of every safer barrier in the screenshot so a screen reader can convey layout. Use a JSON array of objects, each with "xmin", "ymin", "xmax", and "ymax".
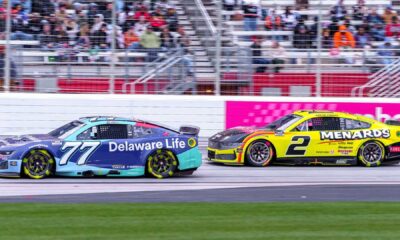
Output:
[{"xmin": 0, "ymin": 94, "xmax": 399, "ymax": 138}]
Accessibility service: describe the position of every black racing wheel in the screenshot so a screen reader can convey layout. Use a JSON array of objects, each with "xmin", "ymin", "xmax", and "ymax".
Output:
[
  {"xmin": 147, "ymin": 149, "xmax": 178, "ymax": 178},
  {"xmin": 358, "ymin": 141, "xmax": 385, "ymax": 167},
  {"xmin": 22, "ymin": 150, "xmax": 55, "ymax": 179},
  {"xmin": 245, "ymin": 140, "xmax": 274, "ymax": 167}
]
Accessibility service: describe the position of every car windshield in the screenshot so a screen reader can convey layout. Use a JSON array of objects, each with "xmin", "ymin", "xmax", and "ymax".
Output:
[
  {"xmin": 265, "ymin": 114, "xmax": 302, "ymax": 130},
  {"xmin": 48, "ymin": 120, "xmax": 84, "ymax": 138}
]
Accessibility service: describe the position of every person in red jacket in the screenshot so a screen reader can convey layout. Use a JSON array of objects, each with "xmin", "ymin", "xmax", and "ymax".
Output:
[
  {"xmin": 150, "ymin": 7, "xmax": 166, "ymax": 31},
  {"xmin": 385, "ymin": 16, "xmax": 400, "ymax": 39},
  {"xmin": 133, "ymin": 5, "xmax": 151, "ymax": 22}
]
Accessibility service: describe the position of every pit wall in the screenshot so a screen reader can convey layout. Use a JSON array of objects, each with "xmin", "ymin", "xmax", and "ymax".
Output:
[{"xmin": 0, "ymin": 93, "xmax": 399, "ymax": 137}]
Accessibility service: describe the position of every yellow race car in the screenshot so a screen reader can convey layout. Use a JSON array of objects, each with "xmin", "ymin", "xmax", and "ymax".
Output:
[{"xmin": 208, "ymin": 110, "xmax": 400, "ymax": 167}]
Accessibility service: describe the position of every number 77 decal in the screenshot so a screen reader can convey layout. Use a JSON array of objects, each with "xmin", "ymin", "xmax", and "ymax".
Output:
[{"xmin": 60, "ymin": 141, "xmax": 101, "ymax": 165}]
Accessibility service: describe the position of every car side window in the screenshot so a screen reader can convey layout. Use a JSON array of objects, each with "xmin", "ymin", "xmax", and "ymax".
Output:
[
  {"xmin": 294, "ymin": 117, "xmax": 341, "ymax": 132},
  {"xmin": 342, "ymin": 118, "xmax": 371, "ymax": 130},
  {"xmin": 131, "ymin": 125, "xmax": 153, "ymax": 138},
  {"xmin": 77, "ymin": 124, "xmax": 129, "ymax": 140}
]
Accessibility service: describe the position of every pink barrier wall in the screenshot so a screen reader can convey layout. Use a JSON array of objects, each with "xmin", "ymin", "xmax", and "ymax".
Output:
[{"xmin": 226, "ymin": 101, "xmax": 400, "ymax": 129}]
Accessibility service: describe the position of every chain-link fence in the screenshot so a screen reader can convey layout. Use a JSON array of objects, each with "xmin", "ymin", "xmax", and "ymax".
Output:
[{"xmin": 1, "ymin": 0, "xmax": 400, "ymax": 96}]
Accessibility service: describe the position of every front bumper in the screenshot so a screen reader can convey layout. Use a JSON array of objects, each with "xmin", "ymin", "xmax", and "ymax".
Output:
[
  {"xmin": 207, "ymin": 147, "xmax": 243, "ymax": 165},
  {"xmin": 0, "ymin": 159, "xmax": 22, "ymax": 177}
]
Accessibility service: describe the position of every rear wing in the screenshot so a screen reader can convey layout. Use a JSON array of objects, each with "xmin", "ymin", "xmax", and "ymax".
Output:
[
  {"xmin": 385, "ymin": 120, "xmax": 400, "ymax": 126},
  {"xmin": 179, "ymin": 125, "xmax": 200, "ymax": 136}
]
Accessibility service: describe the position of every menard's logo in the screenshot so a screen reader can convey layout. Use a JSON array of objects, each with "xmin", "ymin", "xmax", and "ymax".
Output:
[{"xmin": 320, "ymin": 129, "xmax": 391, "ymax": 140}]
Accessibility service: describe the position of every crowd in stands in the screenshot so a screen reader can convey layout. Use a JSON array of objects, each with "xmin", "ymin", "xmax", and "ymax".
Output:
[
  {"xmin": 0, "ymin": 0, "xmax": 192, "ymax": 64},
  {"xmin": 225, "ymin": 0, "xmax": 400, "ymax": 72}
]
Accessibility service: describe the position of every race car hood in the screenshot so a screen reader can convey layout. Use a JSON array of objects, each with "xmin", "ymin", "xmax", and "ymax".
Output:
[
  {"xmin": 0, "ymin": 134, "xmax": 57, "ymax": 148},
  {"xmin": 209, "ymin": 127, "xmax": 261, "ymax": 143}
]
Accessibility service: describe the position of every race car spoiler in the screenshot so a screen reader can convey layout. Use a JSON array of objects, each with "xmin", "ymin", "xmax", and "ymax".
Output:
[{"xmin": 179, "ymin": 125, "xmax": 200, "ymax": 136}]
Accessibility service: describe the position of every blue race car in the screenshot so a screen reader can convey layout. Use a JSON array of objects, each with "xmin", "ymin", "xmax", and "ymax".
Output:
[{"xmin": 0, "ymin": 116, "xmax": 202, "ymax": 179}]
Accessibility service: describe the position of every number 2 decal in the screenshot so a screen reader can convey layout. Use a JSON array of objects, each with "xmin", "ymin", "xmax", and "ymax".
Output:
[
  {"xmin": 286, "ymin": 136, "xmax": 311, "ymax": 156},
  {"xmin": 60, "ymin": 141, "xmax": 101, "ymax": 166}
]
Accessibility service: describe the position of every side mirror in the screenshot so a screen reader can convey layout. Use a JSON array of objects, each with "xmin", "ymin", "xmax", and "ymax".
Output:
[{"xmin": 274, "ymin": 129, "xmax": 284, "ymax": 136}]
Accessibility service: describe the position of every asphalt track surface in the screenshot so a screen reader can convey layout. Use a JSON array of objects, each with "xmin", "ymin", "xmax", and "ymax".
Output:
[{"xmin": 2, "ymin": 143, "xmax": 400, "ymax": 202}]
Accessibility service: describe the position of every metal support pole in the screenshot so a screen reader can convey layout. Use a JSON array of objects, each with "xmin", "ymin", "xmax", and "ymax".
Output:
[
  {"xmin": 109, "ymin": 0, "xmax": 117, "ymax": 94},
  {"xmin": 214, "ymin": 0, "xmax": 222, "ymax": 96},
  {"xmin": 4, "ymin": 0, "xmax": 12, "ymax": 92},
  {"xmin": 315, "ymin": 0, "xmax": 322, "ymax": 97}
]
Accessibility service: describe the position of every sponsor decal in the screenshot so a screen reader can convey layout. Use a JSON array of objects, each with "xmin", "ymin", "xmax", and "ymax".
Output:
[
  {"xmin": 109, "ymin": 138, "xmax": 186, "ymax": 152},
  {"xmin": 338, "ymin": 149, "xmax": 352, "ymax": 155},
  {"xmin": 390, "ymin": 146, "xmax": 400, "ymax": 153},
  {"xmin": 188, "ymin": 138, "xmax": 197, "ymax": 148},
  {"xmin": 320, "ymin": 129, "xmax": 390, "ymax": 140},
  {"xmin": 51, "ymin": 141, "xmax": 62, "ymax": 146}
]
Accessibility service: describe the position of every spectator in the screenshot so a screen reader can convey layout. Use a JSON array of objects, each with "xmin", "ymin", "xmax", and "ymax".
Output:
[
  {"xmin": 91, "ymin": 23, "xmax": 108, "ymax": 49},
  {"xmin": 76, "ymin": 23, "xmax": 91, "ymax": 49},
  {"xmin": 176, "ymin": 26, "xmax": 190, "ymax": 48},
  {"xmin": 87, "ymin": 3, "xmax": 99, "ymax": 26},
  {"xmin": 250, "ymin": 36, "xmax": 269, "ymax": 73},
  {"xmin": 328, "ymin": 17, "xmax": 339, "ymax": 37},
  {"xmin": 107, "ymin": 25, "xmax": 124, "ymax": 49},
  {"xmin": 32, "ymin": 0, "xmax": 54, "ymax": 17},
  {"xmin": 333, "ymin": 25, "xmax": 355, "ymax": 48},
  {"xmin": 281, "ymin": 6, "xmax": 297, "ymax": 30},
  {"xmin": 165, "ymin": 7, "xmax": 178, "ymax": 32},
  {"xmin": 39, "ymin": 22, "xmax": 55, "ymax": 49},
  {"xmin": 140, "ymin": 26, "xmax": 161, "ymax": 61},
  {"xmin": 268, "ymin": 41, "xmax": 286, "ymax": 73},
  {"xmin": 264, "ymin": 9, "xmax": 282, "ymax": 31},
  {"xmin": 382, "ymin": 6, "xmax": 397, "ymax": 25},
  {"xmin": 90, "ymin": 14, "xmax": 106, "ymax": 34},
  {"xmin": 293, "ymin": 25, "xmax": 312, "ymax": 48},
  {"xmin": 27, "ymin": 12, "xmax": 42, "ymax": 37},
  {"xmin": 343, "ymin": 18, "xmax": 356, "ymax": 34},
  {"xmin": 355, "ymin": 27, "xmax": 371, "ymax": 48},
  {"xmin": 378, "ymin": 41, "xmax": 396, "ymax": 65},
  {"xmin": 330, "ymin": 0, "xmax": 347, "ymax": 20},
  {"xmin": 53, "ymin": 24, "xmax": 68, "ymax": 45},
  {"xmin": 321, "ymin": 28, "xmax": 332, "ymax": 48},
  {"xmin": 63, "ymin": 16, "xmax": 79, "ymax": 42},
  {"xmin": 370, "ymin": 23, "xmax": 386, "ymax": 41},
  {"xmin": 160, "ymin": 27, "xmax": 176, "ymax": 50},
  {"xmin": 367, "ymin": 8, "xmax": 384, "ymax": 25},
  {"xmin": 296, "ymin": 0, "xmax": 309, "ymax": 10},
  {"xmin": 357, "ymin": 18, "xmax": 370, "ymax": 35},
  {"xmin": 294, "ymin": 18, "xmax": 307, "ymax": 35},
  {"xmin": 134, "ymin": 5, "xmax": 151, "ymax": 22},
  {"xmin": 134, "ymin": 16, "xmax": 148, "ymax": 37},
  {"xmin": 124, "ymin": 25, "xmax": 140, "ymax": 49},
  {"xmin": 242, "ymin": 0, "xmax": 259, "ymax": 31},
  {"xmin": 385, "ymin": 16, "xmax": 400, "ymax": 39},
  {"xmin": 150, "ymin": 7, "xmax": 166, "ymax": 31},
  {"xmin": 103, "ymin": 2, "xmax": 113, "ymax": 24},
  {"xmin": 223, "ymin": 0, "xmax": 236, "ymax": 11},
  {"xmin": 55, "ymin": 2, "xmax": 68, "ymax": 22},
  {"xmin": 352, "ymin": 0, "xmax": 368, "ymax": 20}
]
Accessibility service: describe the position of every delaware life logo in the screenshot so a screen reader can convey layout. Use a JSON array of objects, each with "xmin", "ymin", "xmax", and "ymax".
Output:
[{"xmin": 109, "ymin": 138, "xmax": 193, "ymax": 152}]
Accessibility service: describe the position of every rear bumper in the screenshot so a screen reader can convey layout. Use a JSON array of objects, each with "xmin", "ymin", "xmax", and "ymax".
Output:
[
  {"xmin": 0, "ymin": 159, "xmax": 22, "ymax": 177},
  {"xmin": 207, "ymin": 147, "xmax": 243, "ymax": 165}
]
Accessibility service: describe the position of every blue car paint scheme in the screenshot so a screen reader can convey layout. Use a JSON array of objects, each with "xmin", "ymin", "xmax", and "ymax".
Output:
[{"xmin": 0, "ymin": 117, "xmax": 202, "ymax": 178}]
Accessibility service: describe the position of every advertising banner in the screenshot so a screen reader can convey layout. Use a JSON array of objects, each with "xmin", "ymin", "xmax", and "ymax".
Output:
[{"xmin": 226, "ymin": 101, "xmax": 400, "ymax": 129}]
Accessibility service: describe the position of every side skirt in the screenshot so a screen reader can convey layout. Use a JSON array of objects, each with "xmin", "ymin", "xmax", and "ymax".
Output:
[{"xmin": 273, "ymin": 157, "xmax": 358, "ymax": 166}]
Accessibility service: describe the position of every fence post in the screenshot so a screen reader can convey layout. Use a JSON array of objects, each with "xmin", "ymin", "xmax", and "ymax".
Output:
[
  {"xmin": 215, "ymin": 0, "xmax": 222, "ymax": 96},
  {"xmin": 109, "ymin": 0, "xmax": 117, "ymax": 94},
  {"xmin": 315, "ymin": 0, "xmax": 323, "ymax": 97},
  {"xmin": 4, "ymin": 0, "xmax": 12, "ymax": 92}
]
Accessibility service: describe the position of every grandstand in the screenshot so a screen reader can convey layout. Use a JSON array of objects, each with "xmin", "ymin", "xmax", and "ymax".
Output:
[{"xmin": 0, "ymin": 0, "xmax": 399, "ymax": 96}]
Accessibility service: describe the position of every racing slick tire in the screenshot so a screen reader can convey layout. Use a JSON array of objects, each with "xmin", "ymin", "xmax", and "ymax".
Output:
[
  {"xmin": 22, "ymin": 149, "xmax": 55, "ymax": 179},
  {"xmin": 358, "ymin": 141, "xmax": 385, "ymax": 167},
  {"xmin": 245, "ymin": 140, "xmax": 274, "ymax": 167},
  {"xmin": 147, "ymin": 149, "xmax": 178, "ymax": 178}
]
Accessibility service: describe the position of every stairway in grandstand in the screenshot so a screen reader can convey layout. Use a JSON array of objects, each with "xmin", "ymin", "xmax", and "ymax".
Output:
[
  {"xmin": 170, "ymin": 0, "xmax": 215, "ymax": 79},
  {"xmin": 352, "ymin": 58, "xmax": 400, "ymax": 97}
]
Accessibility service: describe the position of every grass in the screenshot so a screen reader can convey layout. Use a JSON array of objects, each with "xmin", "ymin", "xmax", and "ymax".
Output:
[{"xmin": 1, "ymin": 203, "xmax": 400, "ymax": 240}]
